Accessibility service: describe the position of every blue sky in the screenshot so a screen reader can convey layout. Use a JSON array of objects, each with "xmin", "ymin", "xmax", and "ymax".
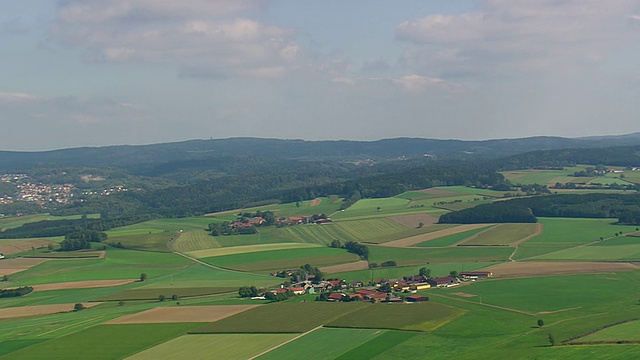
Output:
[{"xmin": 1, "ymin": 0, "xmax": 640, "ymax": 150}]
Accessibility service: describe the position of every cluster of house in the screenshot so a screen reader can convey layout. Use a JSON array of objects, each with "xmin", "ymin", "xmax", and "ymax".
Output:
[
  {"xmin": 0, "ymin": 174, "xmax": 76, "ymax": 206},
  {"xmin": 231, "ymin": 215, "xmax": 332, "ymax": 229},
  {"xmin": 264, "ymin": 271, "xmax": 493, "ymax": 303}
]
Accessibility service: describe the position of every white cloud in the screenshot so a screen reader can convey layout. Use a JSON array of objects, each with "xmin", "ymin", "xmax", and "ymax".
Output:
[
  {"xmin": 51, "ymin": 0, "xmax": 299, "ymax": 79},
  {"xmin": 332, "ymin": 74, "xmax": 463, "ymax": 94},
  {"xmin": 0, "ymin": 92, "xmax": 42, "ymax": 102},
  {"xmin": 396, "ymin": 0, "xmax": 640, "ymax": 76}
]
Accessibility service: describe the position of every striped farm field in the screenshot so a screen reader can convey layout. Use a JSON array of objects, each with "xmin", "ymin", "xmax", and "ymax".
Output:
[
  {"xmin": 186, "ymin": 243, "xmax": 320, "ymax": 258},
  {"xmin": 107, "ymin": 232, "xmax": 174, "ymax": 252},
  {"xmin": 106, "ymin": 305, "xmax": 258, "ymax": 324},
  {"xmin": 380, "ymin": 224, "xmax": 493, "ymax": 248},
  {"xmin": 275, "ymin": 218, "xmax": 409, "ymax": 245},
  {"xmin": 414, "ymin": 227, "xmax": 490, "ymax": 248},
  {"xmin": 192, "ymin": 302, "xmax": 369, "ymax": 333},
  {"xmin": 173, "ymin": 230, "xmax": 221, "ymax": 252},
  {"xmin": 458, "ymin": 223, "xmax": 541, "ymax": 246},
  {"xmin": 127, "ymin": 333, "xmax": 297, "ymax": 360}
]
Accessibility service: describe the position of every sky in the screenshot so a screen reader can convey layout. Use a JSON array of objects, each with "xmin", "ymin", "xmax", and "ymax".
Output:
[{"xmin": 1, "ymin": 0, "xmax": 640, "ymax": 151}]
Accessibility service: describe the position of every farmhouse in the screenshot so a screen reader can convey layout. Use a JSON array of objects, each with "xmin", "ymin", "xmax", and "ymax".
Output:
[
  {"xmin": 327, "ymin": 293, "xmax": 346, "ymax": 302},
  {"xmin": 427, "ymin": 276, "xmax": 459, "ymax": 288},
  {"xmin": 410, "ymin": 282, "xmax": 431, "ymax": 291},
  {"xmin": 406, "ymin": 295, "xmax": 429, "ymax": 302},
  {"xmin": 459, "ymin": 271, "xmax": 493, "ymax": 279}
]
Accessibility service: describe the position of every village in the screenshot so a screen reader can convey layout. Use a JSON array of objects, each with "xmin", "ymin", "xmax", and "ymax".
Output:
[{"xmin": 242, "ymin": 270, "xmax": 494, "ymax": 304}]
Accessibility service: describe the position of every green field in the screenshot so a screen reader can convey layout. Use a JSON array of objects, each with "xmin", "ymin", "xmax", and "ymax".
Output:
[
  {"xmin": 257, "ymin": 328, "xmax": 391, "ymax": 360},
  {"xmin": 328, "ymin": 262, "xmax": 500, "ymax": 283},
  {"xmin": 172, "ymin": 229, "xmax": 221, "ymax": 252},
  {"xmin": 192, "ymin": 302, "xmax": 369, "ymax": 333},
  {"xmin": 327, "ymin": 302, "xmax": 466, "ymax": 331},
  {"xmin": 512, "ymin": 217, "xmax": 639, "ymax": 260},
  {"xmin": 0, "ymin": 323, "xmax": 200, "ymax": 360},
  {"xmin": 0, "ymin": 214, "xmax": 99, "ymax": 230},
  {"xmin": 576, "ymin": 320, "xmax": 640, "ymax": 342},
  {"xmin": 96, "ymin": 286, "xmax": 237, "ymax": 301},
  {"xmin": 334, "ymin": 331, "xmax": 419, "ymax": 360},
  {"xmin": 106, "ymin": 217, "xmax": 213, "ymax": 236},
  {"xmin": 107, "ymin": 232, "xmax": 175, "ymax": 252},
  {"xmin": 368, "ymin": 245, "xmax": 512, "ymax": 266},
  {"xmin": 414, "ymin": 227, "xmax": 491, "ymax": 247},
  {"xmin": 501, "ymin": 166, "xmax": 590, "ymax": 185},
  {"xmin": 202, "ymin": 247, "xmax": 360, "ymax": 273},
  {"xmin": 128, "ymin": 333, "xmax": 296, "ymax": 360},
  {"xmin": 187, "ymin": 242, "xmax": 320, "ymax": 258},
  {"xmin": 459, "ymin": 223, "xmax": 538, "ymax": 246}
]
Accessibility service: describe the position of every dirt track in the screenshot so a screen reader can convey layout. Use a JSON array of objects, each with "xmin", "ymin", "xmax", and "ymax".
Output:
[
  {"xmin": 0, "ymin": 258, "xmax": 50, "ymax": 275},
  {"xmin": 309, "ymin": 198, "xmax": 321, "ymax": 207},
  {"xmin": 106, "ymin": 305, "xmax": 259, "ymax": 324},
  {"xmin": 31, "ymin": 279, "xmax": 137, "ymax": 291},
  {"xmin": 0, "ymin": 303, "xmax": 102, "ymax": 319},
  {"xmin": 319, "ymin": 260, "xmax": 369, "ymax": 273},
  {"xmin": 484, "ymin": 261, "xmax": 639, "ymax": 279},
  {"xmin": 380, "ymin": 224, "xmax": 492, "ymax": 248}
]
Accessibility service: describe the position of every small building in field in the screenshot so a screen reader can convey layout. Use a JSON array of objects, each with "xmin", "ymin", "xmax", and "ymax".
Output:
[
  {"xmin": 459, "ymin": 271, "xmax": 493, "ymax": 279},
  {"xmin": 406, "ymin": 295, "xmax": 429, "ymax": 302}
]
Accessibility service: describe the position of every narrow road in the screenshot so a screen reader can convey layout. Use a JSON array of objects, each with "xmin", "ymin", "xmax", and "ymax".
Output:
[{"xmin": 248, "ymin": 325, "xmax": 323, "ymax": 360}]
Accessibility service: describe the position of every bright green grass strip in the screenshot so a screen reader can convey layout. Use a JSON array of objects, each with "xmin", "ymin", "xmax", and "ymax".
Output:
[
  {"xmin": 335, "ymin": 331, "xmax": 418, "ymax": 360},
  {"xmin": 192, "ymin": 302, "xmax": 368, "ymax": 333},
  {"xmin": 326, "ymin": 302, "xmax": 466, "ymax": 332},
  {"xmin": 172, "ymin": 229, "xmax": 221, "ymax": 252},
  {"xmin": 128, "ymin": 333, "xmax": 297, "ymax": 360},
  {"xmin": 368, "ymin": 246, "xmax": 511, "ymax": 265},
  {"xmin": 414, "ymin": 227, "xmax": 491, "ymax": 247},
  {"xmin": 593, "ymin": 235, "xmax": 640, "ymax": 246},
  {"xmin": 107, "ymin": 217, "xmax": 214, "ymax": 236},
  {"xmin": 577, "ymin": 320, "xmax": 640, "ymax": 342},
  {"xmin": 257, "ymin": 328, "xmax": 387, "ymax": 360},
  {"xmin": 96, "ymin": 287, "xmax": 237, "ymax": 301},
  {"xmin": 0, "ymin": 323, "xmax": 200, "ymax": 360},
  {"xmin": 217, "ymin": 253, "xmax": 359, "ymax": 273},
  {"xmin": 202, "ymin": 247, "xmax": 351, "ymax": 267}
]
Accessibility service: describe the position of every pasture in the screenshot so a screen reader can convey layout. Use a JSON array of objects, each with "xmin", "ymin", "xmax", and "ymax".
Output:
[
  {"xmin": 192, "ymin": 302, "xmax": 369, "ymax": 333},
  {"xmin": 186, "ymin": 243, "xmax": 320, "ymax": 259},
  {"xmin": 172, "ymin": 229, "xmax": 221, "ymax": 252},
  {"xmin": 0, "ymin": 323, "xmax": 199, "ymax": 360},
  {"xmin": 257, "ymin": 328, "xmax": 392, "ymax": 360},
  {"xmin": 368, "ymin": 245, "xmax": 512, "ymax": 266},
  {"xmin": 458, "ymin": 223, "xmax": 540, "ymax": 246},
  {"xmin": 201, "ymin": 247, "xmax": 360, "ymax": 273},
  {"xmin": 500, "ymin": 166, "xmax": 589, "ymax": 185},
  {"xmin": 413, "ymin": 227, "xmax": 490, "ymax": 247},
  {"xmin": 381, "ymin": 224, "xmax": 492, "ymax": 248},
  {"xmin": 128, "ymin": 333, "xmax": 297, "ymax": 360},
  {"xmin": 107, "ymin": 232, "xmax": 175, "ymax": 252},
  {"xmin": 576, "ymin": 320, "xmax": 640, "ymax": 342}
]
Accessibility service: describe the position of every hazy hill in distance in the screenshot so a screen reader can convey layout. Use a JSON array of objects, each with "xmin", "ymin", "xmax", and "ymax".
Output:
[{"xmin": 1, "ymin": 133, "xmax": 640, "ymax": 171}]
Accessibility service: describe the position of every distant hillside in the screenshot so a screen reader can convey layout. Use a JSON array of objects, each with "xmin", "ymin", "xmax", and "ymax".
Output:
[{"xmin": 2, "ymin": 133, "xmax": 640, "ymax": 171}]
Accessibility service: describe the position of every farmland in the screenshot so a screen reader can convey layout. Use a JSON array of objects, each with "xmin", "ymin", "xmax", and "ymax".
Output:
[{"xmin": 3, "ymin": 176, "xmax": 640, "ymax": 359}]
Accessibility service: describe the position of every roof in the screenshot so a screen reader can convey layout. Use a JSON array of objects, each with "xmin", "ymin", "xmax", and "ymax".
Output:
[{"xmin": 328, "ymin": 293, "xmax": 345, "ymax": 300}]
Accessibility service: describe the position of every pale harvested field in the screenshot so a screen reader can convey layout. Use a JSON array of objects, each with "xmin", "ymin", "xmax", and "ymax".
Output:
[
  {"xmin": 416, "ymin": 188, "xmax": 459, "ymax": 195},
  {"xmin": 0, "ymin": 303, "xmax": 101, "ymax": 319},
  {"xmin": 174, "ymin": 230, "xmax": 221, "ymax": 253},
  {"xmin": 485, "ymin": 261, "xmax": 639, "ymax": 279},
  {"xmin": 389, "ymin": 213, "xmax": 438, "ymax": 227},
  {"xmin": 186, "ymin": 243, "xmax": 319, "ymax": 258},
  {"xmin": 106, "ymin": 305, "xmax": 259, "ymax": 324},
  {"xmin": 309, "ymin": 198, "xmax": 321, "ymax": 207},
  {"xmin": 0, "ymin": 239, "xmax": 53, "ymax": 255},
  {"xmin": 31, "ymin": 279, "xmax": 137, "ymax": 292},
  {"xmin": 451, "ymin": 292, "xmax": 477, "ymax": 298},
  {"xmin": 0, "ymin": 258, "xmax": 49, "ymax": 275},
  {"xmin": 380, "ymin": 224, "xmax": 493, "ymax": 248},
  {"xmin": 319, "ymin": 260, "xmax": 370, "ymax": 273}
]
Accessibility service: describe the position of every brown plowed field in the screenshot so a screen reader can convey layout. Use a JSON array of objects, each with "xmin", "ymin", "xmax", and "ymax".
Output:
[
  {"xmin": 389, "ymin": 213, "xmax": 438, "ymax": 227},
  {"xmin": 0, "ymin": 239, "xmax": 53, "ymax": 255},
  {"xmin": 0, "ymin": 303, "xmax": 102, "ymax": 319},
  {"xmin": 380, "ymin": 224, "xmax": 493, "ymax": 248},
  {"xmin": 106, "ymin": 305, "xmax": 259, "ymax": 324},
  {"xmin": 31, "ymin": 279, "xmax": 137, "ymax": 291},
  {"xmin": 319, "ymin": 260, "xmax": 370, "ymax": 273},
  {"xmin": 0, "ymin": 258, "xmax": 49, "ymax": 275},
  {"xmin": 485, "ymin": 261, "xmax": 639, "ymax": 279}
]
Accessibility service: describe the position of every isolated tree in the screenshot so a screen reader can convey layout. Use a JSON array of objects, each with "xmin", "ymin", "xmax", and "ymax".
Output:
[
  {"xmin": 548, "ymin": 333, "xmax": 556, "ymax": 346},
  {"xmin": 140, "ymin": 273, "xmax": 148, "ymax": 282},
  {"xmin": 417, "ymin": 222, "xmax": 424, "ymax": 228},
  {"xmin": 171, "ymin": 294, "xmax": 178, "ymax": 301},
  {"xmin": 599, "ymin": 237, "xmax": 604, "ymax": 242},
  {"xmin": 73, "ymin": 303, "xmax": 85, "ymax": 311},
  {"xmin": 158, "ymin": 294, "xmax": 166, "ymax": 302},
  {"xmin": 330, "ymin": 239, "xmax": 342, "ymax": 248},
  {"xmin": 537, "ymin": 319, "xmax": 545, "ymax": 328}
]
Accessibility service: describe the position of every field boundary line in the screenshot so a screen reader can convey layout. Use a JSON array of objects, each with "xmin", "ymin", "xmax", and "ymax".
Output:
[
  {"xmin": 248, "ymin": 325, "xmax": 324, "ymax": 360},
  {"xmin": 448, "ymin": 224, "xmax": 498, "ymax": 248},
  {"xmin": 509, "ymin": 223, "xmax": 544, "ymax": 261},
  {"xmin": 428, "ymin": 292, "xmax": 535, "ymax": 316}
]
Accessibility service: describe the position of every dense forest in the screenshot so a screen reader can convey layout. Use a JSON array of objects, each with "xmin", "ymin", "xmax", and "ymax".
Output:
[{"xmin": 439, "ymin": 193, "xmax": 640, "ymax": 225}]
